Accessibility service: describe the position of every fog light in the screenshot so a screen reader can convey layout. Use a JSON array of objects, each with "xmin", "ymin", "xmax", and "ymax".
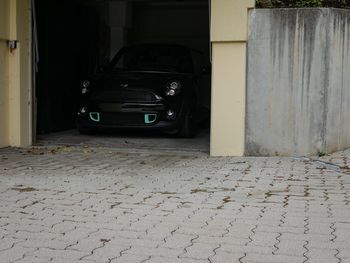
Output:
[
  {"xmin": 89, "ymin": 112, "xmax": 100, "ymax": 122},
  {"xmin": 166, "ymin": 109, "xmax": 176, "ymax": 120},
  {"xmin": 78, "ymin": 107, "xmax": 88, "ymax": 115}
]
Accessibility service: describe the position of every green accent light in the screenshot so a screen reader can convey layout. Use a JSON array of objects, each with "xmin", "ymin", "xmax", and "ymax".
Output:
[
  {"xmin": 144, "ymin": 114, "xmax": 157, "ymax": 124},
  {"xmin": 89, "ymin": 112, "xmax": 100, "ymax": 122}
]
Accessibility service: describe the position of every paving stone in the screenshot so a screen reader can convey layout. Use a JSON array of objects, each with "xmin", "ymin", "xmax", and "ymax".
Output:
[
  {"xmin": 306, "ymin": 248, "xmax": 340, "ymax": 263},
  {"xmin": 0, "ymin": 237, "xmax": 25, "ymax": 251},
  {"xmin": 9, "ymin": 230, "xmax": 61, "ymax": 240},
  {"xmin": 82, "ymin": 242, "xmax": 132, "ymax": 262},
  {"xmin": 273, "ymin": 239, "xmax": 306, "ymax": 256},
  {"xmin": 160, "ymin": 233, "xmax": 195, "ymax": 249},
  {"xmin": 110, "ymin": 253, "xmax": 151, "ymax": 263},
  {"xmin": 218, "ymin": 244, "xmax": 274, "ymax": 255},
  {"xmin": 179, "ymin": 243, "xmax": 219, "ymax": 260},
  {"xmin": 194, "ymin": 236, "xmax": 249, "ymax": 246},
  {"xmin": 15, "ymin": 256, "xmax": 50, "ymax": 263},
  {"xmin": 0, "ymin": 247, "xmax": 38, "ymax": 262},
  {"xmin": 27, "ymin": 248, "xmax": 87, "ymax": 261},
  {"xmin": 17, "ymin": 239, "xmax": 74, "ymax": 250},
  {"xmin": 1, "ymin": 145, "xmax": 350, "ymax": 262},
  {"xmin": 146, "ymin": 256, "xmax": 208, "ymax": 263},
  {"xmin": 126, "ymin": 246, "xmax": 183, "ymax": 258},
  {"xmin": 209, "ymin": 251, "xmax": 245, "ymax": 263},
  {"xmin": 241, "ymin": 253, "xmax": 305, "ymax": 263}
]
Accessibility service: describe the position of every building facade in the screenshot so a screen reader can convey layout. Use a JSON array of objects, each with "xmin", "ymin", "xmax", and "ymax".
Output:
[{"xmin": 0, "ymin": 0, "xmax": 255, "ymax": 156}]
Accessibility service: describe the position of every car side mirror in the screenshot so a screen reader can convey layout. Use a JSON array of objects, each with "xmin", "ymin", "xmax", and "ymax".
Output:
[{"xmin": 201, "ymin": 66, "xmax": 211, "ymax": 75}]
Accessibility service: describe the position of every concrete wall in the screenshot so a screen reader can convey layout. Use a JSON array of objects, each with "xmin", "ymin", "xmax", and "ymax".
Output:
[{"xmin": 246, "ymin": 8, "xmax": 350, "ymax": 156}]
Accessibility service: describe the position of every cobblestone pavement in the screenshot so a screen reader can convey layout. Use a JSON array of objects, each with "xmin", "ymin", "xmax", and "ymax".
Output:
[{"xmin": 1, "ymin": 145, "xmax": 350, "ymax": 263}]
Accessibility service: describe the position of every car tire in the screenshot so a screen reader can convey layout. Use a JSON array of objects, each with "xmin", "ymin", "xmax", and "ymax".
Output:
[{"xmin": 176, "ymin": 104, "xmax": 197, "ymax": 138}]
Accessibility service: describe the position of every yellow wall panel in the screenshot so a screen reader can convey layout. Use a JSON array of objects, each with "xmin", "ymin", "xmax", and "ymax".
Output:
[
  {"xmin": 0, "ymin": 0, "xmax": 10, "ymax": 147},
  {"xmin": 0, "ymin": 0, "xmax": 10, "ymax": 40},
  {"xmin": 0, "ymin": 0, "xmax": 31, "ymax": 147},
  {"xmin": 210, "ymin": 0, "xmax": 254, "ymax": 156},
  {"xmin": 210, "ymin": 42, "xmax": 246, "ymax": 156},
  {"xmin": 211, "ymin": 0, "xmax": 254, "ymax": 42},
  {"xmin": 0, "ymin": 40, "xmax": 9, "ymax": 147}
]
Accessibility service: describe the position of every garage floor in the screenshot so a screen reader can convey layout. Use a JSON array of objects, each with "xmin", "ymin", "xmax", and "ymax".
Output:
[{"xmin": 36, "ymin": 128, "xmax": 210, "ymax": 155}]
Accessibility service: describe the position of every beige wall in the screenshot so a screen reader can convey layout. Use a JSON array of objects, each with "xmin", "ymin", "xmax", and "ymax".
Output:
[
  {"xmin": 16, "ymin": 0, "xmax": 32, "ymax": 147},
  {"xmin": 0, "ymin": 0, "xmax": 10, "ymax": 147},
  {"xmin": 0, "ymin": 0, "xmax": 10, "ymax": 38},
  {"xmin": 211, "ymin": 0, "xmax": 252, "ymax": 42},
  {"xmin": 211, "ymin": 42, "xmax": 247, "ymax": 156},
  {"xmin": 0, "ymin": 42, "xmax": 9, "ymax": 147},
  {"xmin": 210, "ymin": 0, "xmax": 254, "ymax": 156},
  {"xmin": 0, "ymin": 0, "xmax": 31, "ymax": 148}
]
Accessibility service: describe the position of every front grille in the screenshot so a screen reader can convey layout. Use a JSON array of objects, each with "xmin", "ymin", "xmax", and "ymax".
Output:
[
  {"xmin": 96, "ymin": 89, "xmax": 157, "ymax": 103},
  {"xmin": 100, "ymin": 112, "xmax": 158, "ymax": 126}
]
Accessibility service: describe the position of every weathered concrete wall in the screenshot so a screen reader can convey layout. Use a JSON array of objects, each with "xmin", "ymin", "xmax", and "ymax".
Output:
[
  {"xmin": 246, "ymin": 8, "xmax": 350, "ymax": 156},
  {"xmin": 325, "ymin": 10, "xmax": 350, "ymax": 153}
]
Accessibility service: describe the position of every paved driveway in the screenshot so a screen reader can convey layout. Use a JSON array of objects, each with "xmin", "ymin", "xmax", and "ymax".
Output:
[{"xmin": 1, "ymin": 145, "xmax": 350, "ymax": 263}]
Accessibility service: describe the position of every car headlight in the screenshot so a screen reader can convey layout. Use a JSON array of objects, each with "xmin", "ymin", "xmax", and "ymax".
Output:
[
  {"xmin": 82, "ymin": 80, "xmax": 90, "ymax": 88},
  {"xmin": 165, "ymin": 81, "xmax": 181, "ymax": 96},
  {"xmin": 81, "ymin": 80, "xmax": 91, "ymax": 94}
]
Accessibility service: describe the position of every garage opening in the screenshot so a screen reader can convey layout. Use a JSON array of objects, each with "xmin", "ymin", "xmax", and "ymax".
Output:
[{"xmin": 34, "ymin": 0, "xmax": 211, "ymax": 154}]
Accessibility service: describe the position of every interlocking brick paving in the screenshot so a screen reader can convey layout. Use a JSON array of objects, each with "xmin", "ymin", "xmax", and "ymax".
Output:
[{"xmin": 0, "ymin": 145, "xmax": 350, "ymax": 263}]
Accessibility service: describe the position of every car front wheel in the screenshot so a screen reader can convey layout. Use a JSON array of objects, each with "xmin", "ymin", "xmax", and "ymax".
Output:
[{"xmin": 176, "ymin": 105, "xmax": 197, "ymax": 138}]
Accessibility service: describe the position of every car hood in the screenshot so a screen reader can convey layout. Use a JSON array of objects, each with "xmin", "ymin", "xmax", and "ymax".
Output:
[{"xmin": 94, "ymin": 71, "xmax": 190, "ymax": 93}]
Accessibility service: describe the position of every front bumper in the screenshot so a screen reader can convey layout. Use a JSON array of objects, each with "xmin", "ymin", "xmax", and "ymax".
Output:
[{"xmin": 76, "ymin": 101, "xmax": 184, "ymax": 131}]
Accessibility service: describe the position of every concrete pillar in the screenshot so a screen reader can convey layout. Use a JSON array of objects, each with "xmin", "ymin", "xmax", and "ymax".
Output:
[
  {"xmin": 0, "ymin": 0, "xmax": 31, "ymax": 147},
  {"xmin": 0, "ymin": 0, "xmax": 10, "ymax": 147},
  {"xmin": 17, "ymin": 0, "xmax": 32, "ymax": 147},
  {"xmin": 210, "ymin": 0, "xmax": 255, "ymax": 156},
  {"xmin": 8, "ymin": 0, "xmax": 21, "ymax": 146}
]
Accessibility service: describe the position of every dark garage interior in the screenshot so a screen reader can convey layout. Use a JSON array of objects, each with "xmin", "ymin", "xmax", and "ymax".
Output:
[{"xmin": 34, "ymin": 0, "xmax": 210, "ymax": 152}]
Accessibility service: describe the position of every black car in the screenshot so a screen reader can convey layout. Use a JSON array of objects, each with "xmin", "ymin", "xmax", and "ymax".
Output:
[{"xmin": 76, "ymin": 44, "xmax": 211, "ymax": 137}]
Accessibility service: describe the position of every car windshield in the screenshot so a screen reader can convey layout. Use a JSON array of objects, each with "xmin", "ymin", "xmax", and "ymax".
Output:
[{"xmin": 110, "ymin": 46, "xmax": 193, "ymax": 73}]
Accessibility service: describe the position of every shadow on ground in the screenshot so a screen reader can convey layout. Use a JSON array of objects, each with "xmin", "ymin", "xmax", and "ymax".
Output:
[{"xmin": 36, "ymin": 128, "xmax": 210, "ymax": 155}]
